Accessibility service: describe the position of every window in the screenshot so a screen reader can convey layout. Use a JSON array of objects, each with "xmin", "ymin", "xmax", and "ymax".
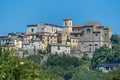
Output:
[
  {"xmin": 106, "ymin": 67, "xmax": 109, "ymax": 70},
  {"xmin": 104, "ymin": 44, "xmax": 107, "ymax": 46},
  {"xmin": 95, "ymin": 44, "xmax": 98, "ymax": 46},
  {"xmin": 42, "ymin": 40, "xmax": 44, "ymax": 43},
  {"xmin": 42, "ymin": 28, "xmax": 44, "ymax": 30},
  {"xmin": 65, "ymin": 22, "xmax": 67, "ymax": 25},
  {"xmin": 105, "ymin": 33, "xmax": 107, "ymax": 36},
  {"xmin": 95, "ymin": 34, "xmax": 98, "ymax": 36},
  {"xmin": 31, "ymin": 28, "xmax": 34, "ymax": 32},
  {"xmin": 58, "ymin": 46, "xmax": 60, "ymax": 50},
  {"xmin": 87, "ymin": 29, "xmax": 91, "ymax": 33},
  {"xmin": 8, "ymin": 39, "xmax": 10, "ymax": 42},
  {"xmin": 89, "ymin": 44, "xmax": 92, "ymax": 46},
  {"xmin": 80, "ymin": 33, "xmax": 83, "ymax": 36},
  {"xmin": 75, "ymin": 34, "xmax": 77, "ymax": 37},
  {"xmin": 78, "ymin": 29, "xmax": 80, "ymax": 31}
]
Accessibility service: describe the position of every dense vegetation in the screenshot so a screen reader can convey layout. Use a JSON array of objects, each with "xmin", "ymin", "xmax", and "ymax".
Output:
[
  {"xmin": 0, "ymin": 34, "xmax": 120, "ymax": 80},
  {"xmin": 0, "ymin": 47, "xmax": 58, "ymax": 80},
  {"xmin": 91, "ymin": 34, "xmax": 120, "ymax": 69}
]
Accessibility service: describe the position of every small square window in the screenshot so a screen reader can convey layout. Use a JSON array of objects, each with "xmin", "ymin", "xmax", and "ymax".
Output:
[
  {"xmin": 65, "ymin": 22, "xmax": 67, "ymax": 25},
  {"xmin": 75, "ymin": 34, "xmax": 77, "ymax": 37},
  {"xmin": 95, "ymin": 44, "xmax": 98, "ymax": 46},
  {"xmin": 89, "ymin": 44, "xmax": 92, "ymax": 46},
  {"xmin": 105, "ymin": 33, "xmax": 107, "ymax": 36},
  {"xmin": 80, "ymin": 33, "xmax": 83, "ymax": 36},
  {"xmin": 95, "ymin": 34, "xmax": 98, "ymax": 36}
]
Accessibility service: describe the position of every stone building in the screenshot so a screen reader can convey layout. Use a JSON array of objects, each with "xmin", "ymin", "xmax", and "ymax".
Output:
[
  {"xmin": 71, "ymin": 22, "xmax": 112, "ymax": 57},
  {"xmin": 0, "ymin": 18, "xmax": 112, "ymax": 57},
  {"xmin": 24, "ymin": 18, "xmax": 112, "ymax": 57}
]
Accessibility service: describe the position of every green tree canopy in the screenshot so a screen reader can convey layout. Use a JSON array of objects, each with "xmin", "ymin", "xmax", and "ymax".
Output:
[
  {"xmin": 104, "ymin": 67, "xmax": 120, "ymax": 80},
  {"xmin": 91, "ymin": 46, "xmax": 112, "ymax": 69},
  {"xmin": 0, "ymin": 49, "xmax": 58, "ymax": 80},
  {"xmin": 46, "ymin": 54, "xmax": 81, "ymax": 69},
  {"xmin": 71, "ymin": 69, "xmax": 104, "ymax": 80},
  {"xmin": 110, "ymin": 34, "xmax": 120, "ymax": 44}
]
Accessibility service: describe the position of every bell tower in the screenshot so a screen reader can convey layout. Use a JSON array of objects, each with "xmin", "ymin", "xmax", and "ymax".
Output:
[
  {"xmin": 61, "ymin": 18, "xmax": 72, "ymax": 44},
  {"xmin": 63, "ymin": 18, "xmax": 72, "ymax": 33}
]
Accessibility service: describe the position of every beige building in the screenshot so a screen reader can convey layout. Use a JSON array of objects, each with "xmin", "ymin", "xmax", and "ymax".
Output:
[
  {"xmin": 7, "ymin": 18, "xmax": 111, "ymax": 57},
  {"xmin": 26, "ymin": 18, "xmax": 112, "ymax": 57},
  {"xmin": 71, "ymin": 22, "xmax": 112, "ymax": 57}
]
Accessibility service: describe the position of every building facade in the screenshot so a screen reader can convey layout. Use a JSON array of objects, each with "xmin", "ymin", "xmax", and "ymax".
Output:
[
  {"xmin": 0, "ymin": 18, "xmax": 112, "ymax": 57},
  {"xmin": 71, "ymin": 22, "xmax": 112, "ymax": 57},
  {"xmin": 26, "ymin": 22, "xmax": 63, "ymax": 34},
  {"xmin": 48, "ymin": 43, "xmax": 70, "ymax": 54}
]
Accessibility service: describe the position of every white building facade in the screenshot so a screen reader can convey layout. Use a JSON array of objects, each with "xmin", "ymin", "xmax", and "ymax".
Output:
[
  {"xmin": 48, "ymin": 43, "xmax": 70, "ymax": 54},
  {"xmin": 26, "ymin": 22, "xmax": 63, "ymax": 34}
]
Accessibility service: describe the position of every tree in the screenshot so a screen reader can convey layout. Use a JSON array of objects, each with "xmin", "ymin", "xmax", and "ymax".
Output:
[
  {"xmin": 91, "ymin": 34, "xmax": 120, "ymax": 69},
  {"xmin": 82, "ymin": 53, "xmax": 90, "ymax": 61},
  {"xmin": 46, "ymin": 54, "xmax": 80, "ymax": 69},
  {"xmin": 104, "ymin": 67, "xmax": 120, "ymax": 80},
  {"xmin": 0, "ymin": 49, "xmax": 57, "ymax": 80},
  {"xmin": 71, "ymin": 69, "xmax": 104, "ymax": 80},
  {"xmin": 46, "ymin": 54, "xmax": 81, "ymax": 80},
  {"xmin": 0, "ymin": 44, "xmax": 2, "ymax": 57},
  {"xmin": 110, "ymin": 34, "xmax": 120, "ymax": 45},
  {"xmin": 91, "ymin": 46, "xmax": 112, "ymax": 69},
  {"xmin": 38, "ymin": 49, "xmax": 49, "ymax": 55},
  {"xmin": 26, "ymin": 54, "xmax": 42, "ymax": 64}
]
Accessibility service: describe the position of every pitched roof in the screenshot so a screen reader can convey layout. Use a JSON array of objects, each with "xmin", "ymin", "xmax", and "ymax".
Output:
[
  {"xmin": 85, "ymin": 22, "xmax": 101, "ymax": 26},
  {"xmin": 97, "ymin": 61, "xmax": 120, "ymax": 67},
  {"xmin": 72, "ymin": 24, "xmax": 84, "ymax": 28},
  {"xmin": 39, "ymin": 22, "xmax": 63, "ymax": 28},
  {"xmin": 27, "ymin": 24, "xmax": 37, "ymax": 27}
]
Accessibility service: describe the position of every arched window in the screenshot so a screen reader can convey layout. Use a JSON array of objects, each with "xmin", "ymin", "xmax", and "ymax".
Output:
[{"xmin": 87, "ymin": 28, "xmax": 91, "ymax": 33}]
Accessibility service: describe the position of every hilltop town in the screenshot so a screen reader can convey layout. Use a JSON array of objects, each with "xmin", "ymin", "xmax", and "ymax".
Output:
[
  {"xmin": 0, "ymin": 18, "xmax": 112, "ymax": 57},
  {"xmin": 1, "ymin": 18, "xmax": 120, "ymax": 80}
]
